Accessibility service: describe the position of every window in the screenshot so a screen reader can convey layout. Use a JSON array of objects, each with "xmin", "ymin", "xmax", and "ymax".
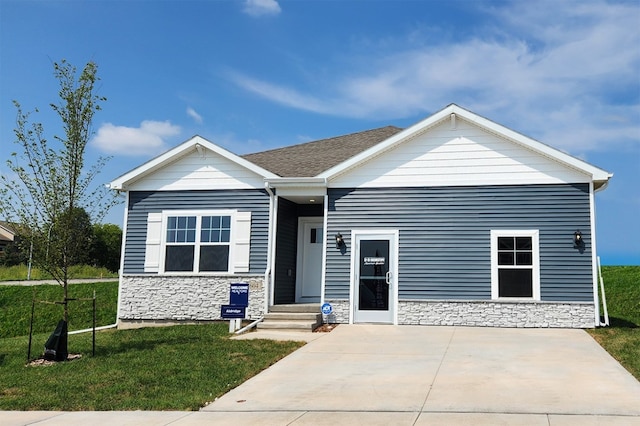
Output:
[
  {"xmin": 310, "ymin": 227, "xmax": 323, "ymax": 244},
  {"xmin": 491, "ymin": 230, "xmax": 540, "ymax": 299},
  {"xmin": 164, "ymin": 214, "xmax": 231, "ymax": 272},
  {"xmin": 144, "ymin": 210, "xmax": 252, "ymax": 275}
]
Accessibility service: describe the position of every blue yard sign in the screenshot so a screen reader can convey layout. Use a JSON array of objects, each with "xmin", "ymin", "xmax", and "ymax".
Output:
[
  {"xmin": 230, "ymin": 283, "xmax": 249, "ymax": 307},
  {"xmin": 321, "ymin": 303, "xmax": 333, "ymax": 315}
]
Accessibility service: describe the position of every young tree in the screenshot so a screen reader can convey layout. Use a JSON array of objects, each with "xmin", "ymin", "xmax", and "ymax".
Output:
[{"xmin": 0, "ymin": 60, "xmax": 119, "ymax": 323}]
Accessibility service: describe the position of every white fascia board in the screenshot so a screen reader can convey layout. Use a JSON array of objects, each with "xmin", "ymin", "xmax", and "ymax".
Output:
[
  {"xmin": 320, "ymin": 103, "xmax": 612, "ymax": 186},
  {"xmin": 264, "ymin": 177, "xmax": 327, "ymax": 188},
  {"xmin": 265, "ymin": 177, "xmax": 328, "ymax": 199},
  {"xmin": 109, "ymin": 135, "xmax": 278, "ymax": 190}
]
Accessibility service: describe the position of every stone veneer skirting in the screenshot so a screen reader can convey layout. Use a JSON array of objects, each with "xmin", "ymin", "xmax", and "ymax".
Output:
[
  {"xmin": 398, "ymin": 300, "xmax": 595, "ymax": 328},
  {"xmin": 118, "ymin": 277, "xmax": 595, "ymax": 329},
  {"xmin": 324, "ymin": 299, "xmax": 595, "ymax": 328},
  {"xmin": 118, "ymin": 275, "xmax": 265, "ymax": 326},
  {"xmin": 323, "ymin": 300, "xmax": 350, "ymax": 324}
]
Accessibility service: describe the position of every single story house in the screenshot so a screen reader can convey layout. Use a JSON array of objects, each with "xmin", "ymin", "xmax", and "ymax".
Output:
[{"xmin": 110, "ymin": 104, "xmax": 612, "ymax": 328}]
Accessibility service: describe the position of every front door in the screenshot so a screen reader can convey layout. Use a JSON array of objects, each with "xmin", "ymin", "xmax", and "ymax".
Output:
[
  {"xmin": 296, "ymin": 218, "xmax": 323, "ymax": 302},
  {"xmin": 353, "ymin": 231, "xmax": 398, "ymax": 323}
]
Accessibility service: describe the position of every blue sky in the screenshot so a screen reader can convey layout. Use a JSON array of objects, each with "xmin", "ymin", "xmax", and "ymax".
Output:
[{"xmin": 1, "ymin": 0, "xmax": 638, "ymax": 265}]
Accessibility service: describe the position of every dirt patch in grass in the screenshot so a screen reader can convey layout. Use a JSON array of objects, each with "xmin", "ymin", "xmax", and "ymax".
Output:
[{"xmin": 27, "ymin": 353, "xmax": 82, "ymax": 367}]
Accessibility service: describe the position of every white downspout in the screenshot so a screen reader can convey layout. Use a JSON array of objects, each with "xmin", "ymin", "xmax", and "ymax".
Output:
[
  {"xmin": 264, "ymin": 183, "xmax": 275, "ymax": 315},
  {"xmin": 589, "ymin": 181, "xmax": 601, "ymax": 327},
  {"xmin": 597, "ymin": 256, "xmax": 609, "ymax": 326},
  {"xmin": 320, "ymin": 193, "xmax": 329, "ymax": 306},
  {"xmin": 270, "ymin": 195, "xmax": 279, "ymax": 307},
  {"xmin": 69, "ymin": 324, "xmax": 118, "ymax": 335},
  {"xmin": 115, "ymin": 190, "xmax": 129, "ymax": 329},
  {"xmin": 234, "ymin": 317, "xmax": 264, "ymax": 335}
]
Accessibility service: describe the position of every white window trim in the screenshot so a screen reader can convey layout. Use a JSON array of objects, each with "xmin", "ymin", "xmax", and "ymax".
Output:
[
  {"xmin": 159, "ymin": 209, "xmax": 237, "ymax": 275},
  {"xmin": 490, "ymin": 229, "xmax": 540, "ymax": 300}
]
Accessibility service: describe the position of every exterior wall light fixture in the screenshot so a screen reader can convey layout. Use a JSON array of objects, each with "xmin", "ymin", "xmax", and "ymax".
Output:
[
  {"xmin": 335, "ymin": 233, "xmax": 344, "ymax": 249},
  {"xmin": 574, "ymin": 230, "xmax": 583, "ymax": 247}
]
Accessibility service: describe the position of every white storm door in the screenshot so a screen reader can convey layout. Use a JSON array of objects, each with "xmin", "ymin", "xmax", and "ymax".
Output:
[
  {"xmin": 353, "ymin": 231, "xmax": 398, "ymax": 324},
  {"xmin": 296, "ymin": 218, "xmax": 323, "ymax": 303}
]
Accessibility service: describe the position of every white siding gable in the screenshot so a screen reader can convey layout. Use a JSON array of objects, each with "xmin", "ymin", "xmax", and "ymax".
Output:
[
  {"xmin": 329, "ymin": 118, "xmax": 590, "ymax": 188},
  {"xmin": 127, "ymin": 149, "xmax": 266, "ymax": 191}
]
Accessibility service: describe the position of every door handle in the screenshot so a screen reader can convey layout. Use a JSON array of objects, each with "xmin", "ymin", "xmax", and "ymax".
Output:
[{"xmin": 386, "ymin": 271, "xmax": 391, "ymax": 285}]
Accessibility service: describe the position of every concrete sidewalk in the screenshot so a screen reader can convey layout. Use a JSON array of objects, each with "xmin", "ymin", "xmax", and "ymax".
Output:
[{"xmin": 2, "ymin": 325, "xmax": 640, "ymax": 425}]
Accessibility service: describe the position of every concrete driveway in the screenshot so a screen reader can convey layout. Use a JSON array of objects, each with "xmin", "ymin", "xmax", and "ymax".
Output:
[
  {"xmin": 3, "ymin": 325, "xmax": 640, "ymax": 425},
  {"xmin": 202, "ymin": 325, "xmax": 640, "ymax": 425}
]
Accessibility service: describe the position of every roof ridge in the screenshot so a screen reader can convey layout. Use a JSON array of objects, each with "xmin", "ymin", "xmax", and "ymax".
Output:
[{"xmin": 240, "ymin": 125, "xmax": 404, "ymax": 177}]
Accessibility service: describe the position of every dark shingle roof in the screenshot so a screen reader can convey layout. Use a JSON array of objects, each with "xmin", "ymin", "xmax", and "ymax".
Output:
[{"xmin": 241, "ymin": 126, "xmax": 403, "ymax": 177}]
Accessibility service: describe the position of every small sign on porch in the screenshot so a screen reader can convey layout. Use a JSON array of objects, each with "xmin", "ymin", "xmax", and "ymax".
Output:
[
  {"xmin": 321, "ymin": 302, "xmax": 333, "ymax": 326},
  {"xmin": 321, "ymin": 303, "xmax": 333, "ymax": 315}
]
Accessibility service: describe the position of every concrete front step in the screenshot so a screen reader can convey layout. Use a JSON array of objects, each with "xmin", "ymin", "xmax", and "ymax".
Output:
[
  {"xmin": 257, "ymin": 304, "xmax": 322, "ymax": 332},
  {"xmin": 269, "ymin": 304, "xmax": 320, "ymax": 314},
  {"xmin": 264, "ymin": 312, "xmax": 320, "ymax": 321},
  {"xmin": 258, "ymin": 321, "xmax": 319, "ymax": 331}
]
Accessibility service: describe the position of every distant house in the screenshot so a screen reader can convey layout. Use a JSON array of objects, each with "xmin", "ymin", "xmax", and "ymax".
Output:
[
  {"xmin": 0, "ymin": 222, "xmax": 16, "ymax": 259},
  {"xmin": 110, "ymin": 104, "xmax": 612, "ymax": 328}
]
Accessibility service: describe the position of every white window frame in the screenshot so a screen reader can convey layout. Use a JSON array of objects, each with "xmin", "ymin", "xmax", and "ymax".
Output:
[
  {"xmin": 159, "ymin": 210, "xmax": 236, "ymax": 275},
  {"xmin": 490, "ymin": 229, "xmax": 540, "ymax": 300}
]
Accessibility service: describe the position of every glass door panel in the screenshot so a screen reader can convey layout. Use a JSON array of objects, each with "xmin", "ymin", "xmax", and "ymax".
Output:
[
  {"xmin": 358, "ymin": 240, "xmax": 390, "ymax": 311},
  {"xmin": 353, "ymin": 231, "xmax": 397, "ymax": 324}
]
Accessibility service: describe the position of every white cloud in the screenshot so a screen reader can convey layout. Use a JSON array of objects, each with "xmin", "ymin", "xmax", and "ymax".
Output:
[
  {"xmin": 229, "ymin": 0, "xmax": 639, "ymax": 153},
  {"xmin": 228, "ymin": 72, "xmax": 330, "ymax": 114},
  {"xmin": 187, "ymin": 107, "xmax": 203, "ymax": 124},
  {"xmin": 243, "ymin": 0, "xmax": 281, "ymax": 17},
  {"xmin": 91, "ymin": 120, "xmax": 181, "ymax": 156}
]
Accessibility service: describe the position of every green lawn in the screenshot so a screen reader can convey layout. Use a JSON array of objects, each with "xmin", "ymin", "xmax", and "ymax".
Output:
[
  {"xmin": 587, "ymin": 265, "xmax": 640, "ymax": 380},
  {"xmin": 0, "ymin": 324, "xmax": 303, "ymax": 410},
  {"xmin": 0, "ymin": 281, "xmax": 304, "ymax": 410}
]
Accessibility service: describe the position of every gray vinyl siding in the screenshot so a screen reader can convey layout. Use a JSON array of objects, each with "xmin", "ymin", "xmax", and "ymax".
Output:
[
  {"xmin": 123, "ymin": 189, "xmax": 270, "ymax": 274},
  {"xmin": 326, "ymin": 184, "xmax": 593, "ymax": 302}
]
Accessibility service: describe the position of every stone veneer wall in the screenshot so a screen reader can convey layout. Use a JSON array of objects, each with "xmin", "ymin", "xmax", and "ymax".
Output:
[
  {"xmin": 118, "ymin": 275, "xmax": 265, "ymax": 324},
  {"xmin": 319, "ymin": 299, "xmax": 595, "ymax": 328},
  {"xmin": 323, "ymin": 300, "xmax": 350, "ymax": 324},
  {"xmin": 397, "ymin": 300, "xmax": 595, "ymax": 328}
]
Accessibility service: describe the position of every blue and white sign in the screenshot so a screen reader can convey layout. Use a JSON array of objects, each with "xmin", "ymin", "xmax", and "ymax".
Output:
[
  {"xmin": 230, "ymin": 283, "xmax": 249, "ymax": 307},
  {"xmin": 221, "ymin": 305, "xmax": 246, "ymax": 319},
  {"xmin": 321, "ymin": 303, "xmax": 333, "ymax": 315}
]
